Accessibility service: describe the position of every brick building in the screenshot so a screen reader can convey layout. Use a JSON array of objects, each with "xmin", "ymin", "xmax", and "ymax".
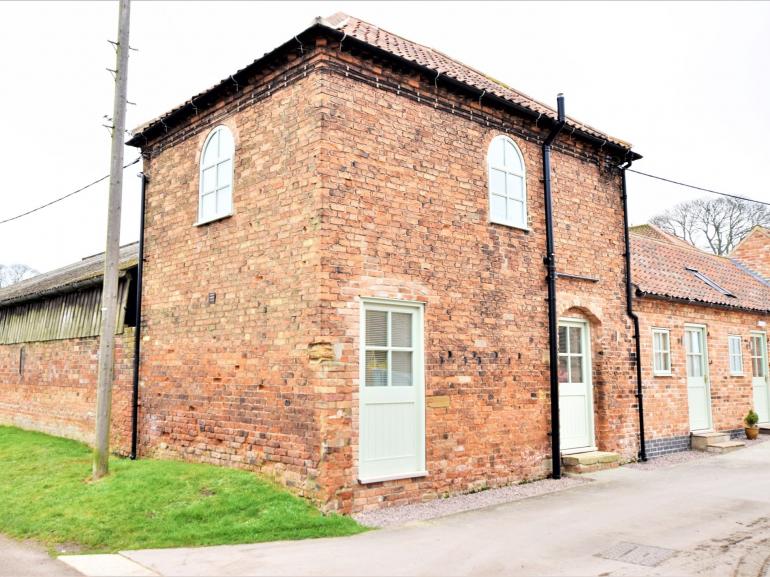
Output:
[
  {"xmin": 0, "ymin": 245, "xmax": 138, "ymax": 450},
  {"xmin": 2, "ymin": 13, "xmax": 651, "ymax": 512},
  {"xmin": 730, "ymin": 226, "xmax": 770, "ymax": 283},
  {"xmin": 630, "ymin": 225, "xmax": 770, "ymax": 457}
]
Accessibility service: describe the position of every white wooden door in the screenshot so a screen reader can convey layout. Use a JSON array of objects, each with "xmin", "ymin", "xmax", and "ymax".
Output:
[
  {"xmin": 359, "ymin": 300, "xmax": 425, "ymax": 484},
  {"xmin": 685, "ymin": 326, "xmax": 712, "ymax": 431},
  {"xmin": 558, "ymin": 320, "xmax": 594, "ymax": 451},
  {"xmin": 751, "ymin": 333, "xmax": 770, "ymax": 423}
]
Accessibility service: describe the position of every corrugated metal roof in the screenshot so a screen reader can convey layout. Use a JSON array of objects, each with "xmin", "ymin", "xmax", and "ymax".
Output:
[
  {"xmin": 0, "ymin": 243, "xmax": 138, "ymax": 307},
  {"xmin": 128, "ymin": 13, "xmax": 637, "ymax": 156}
]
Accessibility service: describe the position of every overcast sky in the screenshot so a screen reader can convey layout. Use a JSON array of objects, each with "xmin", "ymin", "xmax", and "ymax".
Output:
[{"xmin": 1, "ymin": 1, "xmax": 768, "ymax": 274}]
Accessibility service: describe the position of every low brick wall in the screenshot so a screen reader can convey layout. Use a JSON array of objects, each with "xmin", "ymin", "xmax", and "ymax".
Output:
[{"xmin": 0, "ymin": 330, "xmax": 135, "ymax": 453}]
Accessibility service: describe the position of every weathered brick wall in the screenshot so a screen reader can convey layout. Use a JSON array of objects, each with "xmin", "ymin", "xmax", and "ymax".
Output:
[
  {"xmin": 136, "ymin": 55, "xmax": 327, "ymax": 498},
  {"xmin": 310, "ymin": 46, "xmax": 638, "ymax": 511},
  {"xmin": 0, "ymin": 331, "xmax": 135, "ymax": 452},
  {"xmin": 636, "ymin": 297, "xmax": 769, "ymax": 450},
  {"xmin": 731, "ymin": 227, "xmax": 770, "ymax": 281},
  {"xmin": 134, "ymin": 40, "xmax": 640, "ymax": 512}
]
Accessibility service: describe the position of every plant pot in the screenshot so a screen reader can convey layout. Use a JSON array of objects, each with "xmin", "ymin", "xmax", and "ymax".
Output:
[{"xmin": 745, "ymin": 426, "xmax": 759, "ymax": 440}]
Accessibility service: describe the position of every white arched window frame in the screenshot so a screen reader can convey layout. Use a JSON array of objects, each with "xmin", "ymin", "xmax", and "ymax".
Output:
[
  {"xmin": 198, "ymin": 125, "xmax": 234, "ymax": 224},
  {"xmin": 487, "ymin": 135, "xmax": 527, "ymax": 229}
]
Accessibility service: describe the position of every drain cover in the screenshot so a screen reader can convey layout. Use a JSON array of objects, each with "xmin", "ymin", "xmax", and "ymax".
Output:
[{"xmin": 598, "ymin": 542, "xmax": 676, "ymax": 567}]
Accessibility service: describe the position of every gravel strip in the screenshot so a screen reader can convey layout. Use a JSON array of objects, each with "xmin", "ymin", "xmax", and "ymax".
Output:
[
  {"xmin": 627, "ymin": 434, "xmax": 769, "ymax": 471},
  {"xmin": 354, "ymin": 476, "xmax": 587, "ymax": 528}
]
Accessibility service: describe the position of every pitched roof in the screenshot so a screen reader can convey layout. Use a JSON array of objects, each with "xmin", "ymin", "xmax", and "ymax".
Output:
[
  {"xmin": 630, "ymin": 230, "xmax": 770, "ymax": 313},
  {"xmin": 0, "ymin": 244, "xmax": 138, "ymax": 307},
  {"xmin": 128, "ymin": 13, "xmax": 637, "ymax": 157},
  {"xmin": 628, "ymin": 224, "xmax": 695, "ymax": 250}
]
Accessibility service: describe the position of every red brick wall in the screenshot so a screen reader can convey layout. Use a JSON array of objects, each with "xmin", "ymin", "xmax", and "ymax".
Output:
[
  {"xmin": 131, "ymin": 42, "xmax": 639, "ymax": 512},
  {"xmin": 636, "ymin": 297, "xmax": 769, "ymax": 441},
  {"xmin": 309, "ymin": 47, "xmax": 638, "ymax": 511},
  {"xmin": 0, "ymin": 331, "xmax": 134, "ymax": 452},
  {"xmin": 136, "ymin": 58, "xmax": 327, "ymax": 498},
  {"xmin": 731, "ymin": 228, "xmax": 770, "ymax": 281}
]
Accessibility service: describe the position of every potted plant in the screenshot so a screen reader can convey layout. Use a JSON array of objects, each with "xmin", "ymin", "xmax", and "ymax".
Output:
[{"xmin": 745, "ymin": 409, "xmax": 760, "ymax": 440}]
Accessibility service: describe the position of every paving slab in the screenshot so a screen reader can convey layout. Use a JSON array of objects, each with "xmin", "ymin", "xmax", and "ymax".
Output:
[{"xmin": 59, "ymin": 554, "xmax": 157, "ymax": 576}]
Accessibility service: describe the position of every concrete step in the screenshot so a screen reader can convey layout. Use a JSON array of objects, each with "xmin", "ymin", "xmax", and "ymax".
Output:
[
  {"xmin": 562, "ymin": 451, "xmax": 620, "ymax": 474},
  {"xmin": 706, "ymin": 441, "xmax": 745, "ymax": 454},
  {"xmin": 691, "ymin": 432, "xmax": 731, "ymax": 451},
  {"xmin": 759, "ymin": 424, "xmax": 770, "ymax": 435}
]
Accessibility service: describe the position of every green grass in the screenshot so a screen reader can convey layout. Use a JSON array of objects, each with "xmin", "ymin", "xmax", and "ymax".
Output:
[{"xmin": 0, "ymin": 426, "xmax": 366, "ymax": 553}]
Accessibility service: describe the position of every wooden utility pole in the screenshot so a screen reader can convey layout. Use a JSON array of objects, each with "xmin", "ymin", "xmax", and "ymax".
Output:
[{"xmin": 93, "ymin": 0, "xmax": 131, "ymax": 479}]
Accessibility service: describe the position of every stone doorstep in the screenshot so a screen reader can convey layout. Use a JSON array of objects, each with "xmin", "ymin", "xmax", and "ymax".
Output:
[
  {"xmin": 706, "ymin": 441, "xmax": 746, "ymax": 454},
  {"xmin": 759, "ymin": 424, "xmax": 770, "ymax": 435},
  {"xmin": 562, "ymin": 451, "xmax": 620, "ymax": 467},
  {"xmin": 691, "ymin": 432, "xmax": 731, "ymax": 451}
]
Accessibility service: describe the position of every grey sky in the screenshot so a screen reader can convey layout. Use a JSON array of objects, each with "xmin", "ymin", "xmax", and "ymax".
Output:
[{"xmin": 1, "ymin": 1, "xmax": 768, "ymax": 274}]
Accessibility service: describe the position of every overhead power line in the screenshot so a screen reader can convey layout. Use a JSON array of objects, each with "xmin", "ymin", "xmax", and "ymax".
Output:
[
  {"xmin": 627, "ymin": 168, "xmax": 770, "ymax": 207},
  {"xmin": 0, "ymin": 157, "xmax": 141, "ymax": 226}
]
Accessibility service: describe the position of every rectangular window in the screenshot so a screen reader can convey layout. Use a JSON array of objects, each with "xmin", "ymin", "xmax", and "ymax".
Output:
[
  {"xmin": 363, "ymin": 307, "xmax": 418, "ymax": 388},
  {"xmin": 728, "ymin": 335, "xmax": 743, "ymax": 376},
  {"xmin": 652, "ymin": 328, "xmax": 671, "ymax": 375}
]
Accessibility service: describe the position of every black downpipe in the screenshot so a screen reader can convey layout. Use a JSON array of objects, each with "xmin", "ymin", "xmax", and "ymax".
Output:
[
  {"xmin": 620, "ymin": 161, "xmax": 647, "ymax": 461},
  {"xmin": 130, "ymin": 172, "xmax": 147, "ymax": 460},
  {"xmin": 543, "ymin": 94, "xmax": 566, "ymax": 478}
]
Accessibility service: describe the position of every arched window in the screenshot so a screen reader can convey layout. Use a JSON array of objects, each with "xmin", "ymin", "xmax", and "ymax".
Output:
[
  {"xmin": 487, "ymin": 135, "xmax": 527, "ymax": 229},
  {"xmin": 199, "ymin": 126, "xmax": 234, "ymax": 224}
]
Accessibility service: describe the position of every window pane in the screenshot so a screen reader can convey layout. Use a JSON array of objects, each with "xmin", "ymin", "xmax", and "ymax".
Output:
[
  {"xmin": 490, "ymin": 194, "xmax": 506, "ymax": 222},
  {"xmin": 753, "ymin": 356, "xmax": 761, "ymax": 378},
  {"xmin": 558, "ymin": 326, "xmax": 567, "ymax": 354},
  {"xmin": 365, "ymin": 350, "xmax": 388, "ymax": 386},
  {"xmin": 558, "ymin": 356, "xmax": 568, "ymax": 383},
  {"xmin": 508, "ymin": 199, "xmax": 525, "ymax": 227},
  {"xmin": 217, "ymin": 159, "xmax": 232, "ymax": 189},
  {"xmin": 202, "ymin": 131, "xmax": 219, "ymax": 166},
  {"xmin": 661, "ymin": 352, "xmax": 670, "ymax": 372},
  {"xmin": 489, "ymin": 169, "xmax": 506, "ymax": 195},
  {"xmin": 570, "ymin": 356, "xmax": 583, "ymax": 383},
  {"xmin": 202, "ymin": 166, "xmax": 217, "ymax": 194},
  {"xmin": 365, "ymin": 310, "xmax": 387, "ymax": 346},
  {"xmin": 489, "ymin": 137, "xmax": 505, "ymax": 166},
  {"xmin": 654, "ymin": 352, "xmax": 663, "ymax": 372},
  {"xmin": 391, "ymin": 351, "xmax": 413, "ymax": 386},
  {"xmin": 506, "ymin": 174, "xmax": 524, "ymax": 200},
  {"xmin": 688, "ymin": 355, "xmax": 702, "ymax": 378},
  {"xmin": 200, "ymin": 192, "xmax": 216, "ymax": 221},
  {"xmin": 504, "ymin": 140, "xmax": 522, "ymax": 172},
  {"xmin": 391, "ymin": 313, "xmax": 412, "ymax": 347},
  {"xmin": 569, "ymin": 327, "xmax": 582, "ymax": 354},
  {"xmin": 216, "ymin": 186, "xmax": 232, "ymax": 215}
]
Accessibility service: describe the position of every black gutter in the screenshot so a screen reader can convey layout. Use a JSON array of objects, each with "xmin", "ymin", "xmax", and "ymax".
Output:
[
  {"xmin": 620, "ymin": 160, "xmax": 647, "ymax": 461},
  {"xmin": 130, "ymin": 172, "xmax": 147, "ymax": 460},
  {"xmin": 543, "ymin": 94, "xmax": 566, "ymax": 479},
  {"xmin": 636, "ymin": 290, "xmax": 770, "ymax": 316}
]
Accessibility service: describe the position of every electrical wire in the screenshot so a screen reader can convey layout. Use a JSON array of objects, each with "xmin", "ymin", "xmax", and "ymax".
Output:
[
  {"xmin": 627, "ymin": 168, "xmax": 769, "ymax": 207},
  {"xmin": 0, "ymin": 158, "xmax": 141, "ymax": 226}
]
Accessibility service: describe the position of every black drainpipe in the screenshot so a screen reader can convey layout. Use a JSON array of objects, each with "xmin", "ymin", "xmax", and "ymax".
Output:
[
  {"xmin": 130, "ymin": 172, "xmax": 147, "ymax": 460},
  {"xmin": 543, "ymin": 94, "xmax": 566, "ymax": 478},
  {"xmin": 620, "ymin": 160, "xmax": 647, "ymax": 461}
]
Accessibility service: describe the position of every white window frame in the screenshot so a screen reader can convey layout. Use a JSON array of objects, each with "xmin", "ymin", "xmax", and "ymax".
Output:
[
  {"xmin": 487, "ymin": 135, "xmax": 528, "ymax": 230},
  {"xmin": 728, "ymin": 335, "xmax": 744, "ymax": 376},
  {"xmin": 652, "ymin": 328, "xmax": 672, "ymax": 376},
  {"xmin": 197, "ymin": 125, "xmax": 235, "ymax": 225}
]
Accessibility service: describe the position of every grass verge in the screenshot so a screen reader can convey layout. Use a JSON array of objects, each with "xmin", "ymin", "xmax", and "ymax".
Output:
[{"xmin": 0, "ymin": 426, "xmax": 365, "ymax": 553}]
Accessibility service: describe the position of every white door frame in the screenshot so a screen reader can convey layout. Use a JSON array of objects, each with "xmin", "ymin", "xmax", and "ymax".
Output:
[
  {"xmin": 750, "ymin": 331, "xmax": 770, "ymax": 423},
  {"xmin": 684, "ymin": 323, "xmax": 713, "ymax": 432},
  {"xmin": 558, "ymin": 317, "xmax": 595, "ymax": 453},
  {"xmin": 358, "ymin": 297, "xmax": 426, "ymax": 484}
]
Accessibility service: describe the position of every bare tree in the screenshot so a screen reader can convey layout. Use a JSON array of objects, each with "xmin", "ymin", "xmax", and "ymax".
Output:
[
  {"xmin": 650, "ymin": 197, "xmax": 770, "ymax": 255},
  {"xmin": 0, "ymin": 264, "xmax": 38, "ymax": 288}
]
